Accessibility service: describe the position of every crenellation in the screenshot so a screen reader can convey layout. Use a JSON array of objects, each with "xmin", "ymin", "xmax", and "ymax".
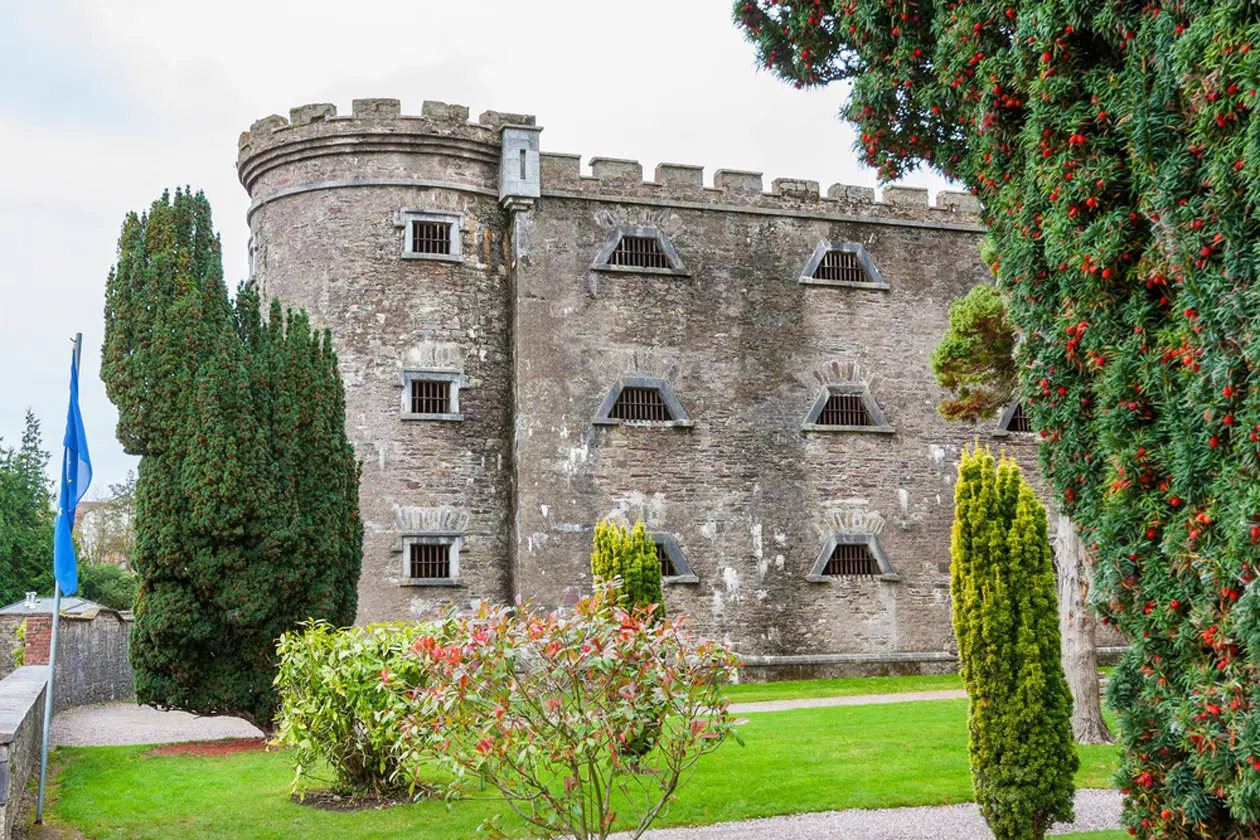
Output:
[
  {"xmin": 714, "ymin": 169, "xmax": 764, "ymax": 192},
  {"xmin": 882, "ymin": 185, "xmax": 930, "ymax": 208},
  {"xmin": 479, "ymin": 109, "xmax": 537, "ymax": 128},
  {"xmin": 828, "ymin": 184, "xmax": 876, "ymax": 204},
  {"xmin": 935, "ymin": 190, "xmax": 981, "ymax": 214},
  {"xmin": 589, "ymin": 158, "xmax": 644, "ymax": 183},
  {"xmin": 772, "ymin": 178, "xmax": 821, "ymax": 199},
  {"xmin": 540, "ymin": 153, "xmax": 582, "ymax": 187},
  {"xmin": 249, "ymin": 114, "xmax": 288, "ymax": 136},
  {"xmin": 289, "ymin": 103, "xmax": 336, "ymax": 126},
  {"xmin": 352, "ymin": 98, "xmax": 402, "ymax": 118},
  {"xmin": 422, "ymin": 100, "xmax": 470, "ymax": 123},
  {"xmin": 654, "ymin": 163, "xmax": 704, "ymax": 188}
]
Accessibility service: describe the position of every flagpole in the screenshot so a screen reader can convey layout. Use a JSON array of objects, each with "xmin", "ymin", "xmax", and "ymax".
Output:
[{"xmin": 36, "ymin": 333, "xmax": 80, "ymax": 823}]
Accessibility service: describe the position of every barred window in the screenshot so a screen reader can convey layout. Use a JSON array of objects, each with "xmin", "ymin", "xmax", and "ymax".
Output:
[
  {"xmin": 822, "ymin": 542, "xmax": 880, "ymax": 577},
  {"xmin": 409, "ymin": 221, "xmax": 451, "ymax": 255},
  {"xmin": 411, "ymin": 379, "xmax": 451, "ymax": 415},
  {"xmin": 819, "ymin": 394, "xmax": 873, "ymax": 427},
  {"xmin": 409, "ymin": 543, "xmax": 451, "ymax": 580},
  {"xmin": 610, "ymin": 387, "xmax": 673, "ymax": 422},
  {"xmin": 1003, "ymin": 403, "xmax": 1032, "ymax": 433},
  {"xmin": 655, "ymin": 542, "xmax": 677, "ymax": 578},
  {"xmin": 812, "ymin": 250, "xmax": 865, "ymax": 284},
  {"xmin": 609, "ymin": 236, "xmax": 671, "ymax": 269}
]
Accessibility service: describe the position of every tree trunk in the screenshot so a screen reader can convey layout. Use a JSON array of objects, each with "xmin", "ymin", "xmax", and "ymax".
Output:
[{"xmin": 1053, "ymin": 513, "xmax": 1112, "ymax": 745}]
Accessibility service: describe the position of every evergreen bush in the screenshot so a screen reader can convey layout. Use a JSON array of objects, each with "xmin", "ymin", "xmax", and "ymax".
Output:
[
  {"xmin": 102, "ymin": 190, "xmax": 362, "ymax": 728},
  {"xmin": 273, "ymin": 621, "xmax": 453, "ymax": 797},
  {"xmin": 590, "ymin": 519, "xmax": 663, "ymax": 618},
  {"xmin": 734, "ymin": 1, "xmax": 1260, "ymax": 829},
  {"xmin": 952, "ymin": 445, "xmax": 1076, "ymax": 840}
]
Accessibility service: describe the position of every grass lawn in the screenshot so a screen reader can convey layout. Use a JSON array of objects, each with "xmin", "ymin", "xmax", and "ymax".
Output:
[
  {"xmin": 45, "ymin": 699, "xmax": 1121, "ymax": 839},
  {"xmin": 724, "ymin": 673, "xmax": 963, "ymax": 703}
]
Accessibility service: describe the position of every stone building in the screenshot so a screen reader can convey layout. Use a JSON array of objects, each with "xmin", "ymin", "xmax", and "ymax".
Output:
[{"xmin": 236, "ymin": 97, "xmax": 1038, "ymax": 676}]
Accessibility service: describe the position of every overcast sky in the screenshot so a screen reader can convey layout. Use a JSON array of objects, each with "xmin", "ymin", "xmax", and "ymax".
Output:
[{"xmin": 0, "ymin": 0, "xmax": 954, "ymax": 493}]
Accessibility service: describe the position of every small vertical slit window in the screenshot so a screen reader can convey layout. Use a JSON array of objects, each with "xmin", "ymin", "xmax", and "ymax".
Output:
[
  {"xmin": 410, "ymin": 221, "xmax": 452, "ymax": 255},
  {"xmin": 655, "ymin": 542, "xmax": 677, "ymax": 578},
  {"xmin": 820, "ymin": 394, "xmax": 872, "ymax": 427},
  {"xmin": 609, "ymin": 236, "xmax": 671, "ymax": 269},
  {"xmin": 823, "ymin": 542, "xmax": 880, "ymax": 577},
  {"xmin": 411, "ymin": 380, "xmax": 451, "ymax": 415},
  {"xmin": 409, "ymin": 543, "xmax": 451, "ymax": 580},
  {"xmin": 610, "ymin": 387, "xmax": 672, "ymax": 422},
  {"xmin": 1006, "ymin": 403, "xmax": 1032, "ymax": 433},
  {"xmin": 813, "ymin": 250, "xmax": 865, "ymax": 284}
]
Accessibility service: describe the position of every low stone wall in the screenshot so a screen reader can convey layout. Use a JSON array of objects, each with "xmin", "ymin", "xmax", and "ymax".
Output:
[
  {"xmin": 737, "ymin": 645, "xmax": 1129, "ymax": 682},
  {"xmin": 22, "ymin": 613, "xmax": 134, "ymax": 712},
  {"xmin": 0, "ymin": 667, "xmax": 47, "ymax": 839}
]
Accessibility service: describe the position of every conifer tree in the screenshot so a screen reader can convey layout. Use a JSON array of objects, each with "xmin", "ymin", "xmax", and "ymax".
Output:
[
  {"xmin": 734, "ymin": 1, "xmax": 1260, "ymax": 830},
  {"xmin": 952, "ymin": 446, "xmax": 1076, "ymax": 840},
  {"xmin": 0, "ymin": 412, "xmax": 55, "ymax": 603},
  {"xmin": 591, "ymin": 520, "xmax": 663, "ymax": 617},
  {"xmin": 103, "ymin": 190, "xmax": 361, "ymax": 727}
]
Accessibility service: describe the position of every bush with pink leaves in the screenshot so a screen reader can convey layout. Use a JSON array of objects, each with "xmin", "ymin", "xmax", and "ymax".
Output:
[{"xmin": 399, "ymin": 585, "xmax": 743, "ymax": 840}]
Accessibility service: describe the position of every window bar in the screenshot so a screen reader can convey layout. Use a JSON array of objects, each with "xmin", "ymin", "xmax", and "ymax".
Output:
[
  {"xmin": 411, "ymin": 380, "xmax": 451, "ymax": 415},
  {"xmin": 1008, "ymin": 403, "xmax": 1032, "ymax": 433},
  {"xmin": 814, "ymin": 250, "xmax": 865, "ymax": 283},
  {"xmin": 820, "ymin": 394, "xmax": 871, "ymax": 426},
  {"xmin": 411, "ymin": 221, "xmax": 452, "ymax": 255},
  {"xmin": 410, "ymin": 543, "xmax": 451, "ymax": 579},
  {"xmin": 612, "ymin": 387, "xmax": 671, "ymax": 421},
  {"xmin": 824, "ymin": 543, "xmax": 878, "ymax": 576},
  {"xmin": 611, "ymin": 236, "xmax": 669, "ymax": 269},
  {"xmin": 655, "ymin": 543, "xmax": 677, "ymax": 577}
]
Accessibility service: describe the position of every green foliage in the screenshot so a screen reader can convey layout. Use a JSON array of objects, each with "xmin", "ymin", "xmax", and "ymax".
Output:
[
  {"xmin": 590, "ymin": 520, "xmax": 664, "ymax": 618},
  {"xmin": 404, "ymin": 587, "xmax": 742, "ymax": 840},
  {"xmin": 951, "ymin": 446, "xmax": 1076, "ymax": 839},
  {"xmin": 932, "ymin": 285, "xmax": 1018, "ymax": 422},
  {"xmin": 273, "ymin": 621, "xmax": 453, "ymax": 796},
  {"xmin": 77, "ymin": 562, "xmax": 137, "ymax": 612},
  {"xmin": 734, "ymin": 0, "xmax": 1260, "ymax": 831},
  {"xmin": 0, "ymin": 411, "xmax": 55, "ymax": 605},
  {"xmin": 12, "ymin": 619, "xmax": 25, "ymax": 669},
  {"xmin": 102, "ymin": 190, "xmax": 362, "ymax": 729}
]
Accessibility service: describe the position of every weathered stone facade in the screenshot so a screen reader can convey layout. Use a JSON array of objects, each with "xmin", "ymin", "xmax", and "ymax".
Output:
[{"xmin": 237, "ymin": 97, "xmax": 1045, "ymax": 674}]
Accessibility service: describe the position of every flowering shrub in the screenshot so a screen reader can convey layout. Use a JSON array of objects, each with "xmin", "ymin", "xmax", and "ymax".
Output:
[
  {"xmin": 272, "ymin": 620, "xmax": 454, "ymax": 796},
  {"xmin": 402, "ymin": 586, "xmax": 743, "ymax": 840}
]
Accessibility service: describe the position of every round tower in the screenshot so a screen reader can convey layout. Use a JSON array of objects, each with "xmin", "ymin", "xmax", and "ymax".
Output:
[{"xmin": 237, "ymin": 98, "xmax": 539, "ymax": 622}]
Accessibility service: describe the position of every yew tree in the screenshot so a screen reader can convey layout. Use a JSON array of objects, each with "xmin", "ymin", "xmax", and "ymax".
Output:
[{"xmin": 737, "ymin": 1, "xmax": 1260, "ymax": 834}]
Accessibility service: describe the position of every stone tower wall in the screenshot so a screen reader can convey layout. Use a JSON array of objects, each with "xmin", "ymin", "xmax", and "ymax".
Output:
[{"xmin": 238, "ymin": 99, "xmax": 525, "ymax": 621}]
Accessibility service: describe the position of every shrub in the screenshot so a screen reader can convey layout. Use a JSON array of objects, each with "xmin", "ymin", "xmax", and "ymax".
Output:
[
  {"xmin": 11, "ymin": 619, "xmax": 24, "ymax": 668},
  {"xmin": 78, "ymin": 562, "xmax": 137, "ymax": 612},
  {"xmin": 403, "ymin": 585, "xmax": 742, "ymax": 840},
  {"xmin": 591, "ymin": 520, "xmax": 663, "ymax": 618},
  {"xmin": 951, "ymin": 446, "xmax": 1076, "ymax": 839},
  {"xmin": 273, "ymin": 620, "xmax": 453, "ymax": 797}
]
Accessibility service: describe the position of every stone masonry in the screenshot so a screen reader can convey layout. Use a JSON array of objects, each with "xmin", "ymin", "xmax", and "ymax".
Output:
[{"xmin": 236, "ymin": 97, "xmax": 1049, "ymax": 675}]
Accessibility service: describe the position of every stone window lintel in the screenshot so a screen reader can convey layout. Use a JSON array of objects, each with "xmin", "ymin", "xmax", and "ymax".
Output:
[
  {"xmin": 592, "ymin": 375, "xmax": 693, "ymax": 428},
  {"xmin": 590, "ymin": 225, "xmax": 689, "ymax": 276},
  {"xmin": 801, "ymin": 383, "xmax": 894, "ymax": 433}
]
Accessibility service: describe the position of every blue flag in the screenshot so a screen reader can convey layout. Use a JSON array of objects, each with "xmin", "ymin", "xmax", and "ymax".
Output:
[{"xmin": 52, "ymin": 342, "xmax": 92, "ymax": 596}]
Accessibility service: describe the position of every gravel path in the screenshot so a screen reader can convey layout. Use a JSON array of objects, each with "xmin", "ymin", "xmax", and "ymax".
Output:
[
  {"xmin": 730, "ymin": 689, "xmax": 967, "ymax": 714},
  {"xmin": 51, "ymin": 702, "xmax": 262, "ymax": 747},
  {"xmin": 618, "ymin": 790, "xmax": 1122, "ymax": 839}
]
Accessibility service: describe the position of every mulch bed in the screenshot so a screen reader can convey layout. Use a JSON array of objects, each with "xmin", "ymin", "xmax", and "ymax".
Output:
[
  {"xmin": 290, "ymin": 789, "xmax": 416, "ymax": 812},
  {"xmin": 146, "ymin": 738, "xmax": 269, "ymax": 757}
]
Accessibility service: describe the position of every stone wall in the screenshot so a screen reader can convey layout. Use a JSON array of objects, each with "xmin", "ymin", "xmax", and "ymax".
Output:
[
  {"xmin": 0, "ymin": 666, "xmax": 47, "ymax": 839},
  {"xmin": 19, "ymin": 612, "xmax": 133, "ymax": 711},
  {"xmin": 237, "ymin": 97, "xmax": 1114, "ymax": 671}
]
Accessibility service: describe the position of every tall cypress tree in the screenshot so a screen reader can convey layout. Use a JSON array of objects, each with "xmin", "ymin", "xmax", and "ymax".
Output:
[
  {"xmin": 0, "ymin": 412, "xmax": 55, "ymax": 604},
  {"xmin": 103, "ymin": 190, "xmax": 361, "ymax": 727},
  {"xmin": 952, "ymin": 446, "xmax": 1076, "ymax": 840}
]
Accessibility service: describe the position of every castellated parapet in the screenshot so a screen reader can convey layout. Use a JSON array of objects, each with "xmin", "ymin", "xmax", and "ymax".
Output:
[{"xmin": 237, "ymin": 98, "xmax": 1049, "ymax": 678}]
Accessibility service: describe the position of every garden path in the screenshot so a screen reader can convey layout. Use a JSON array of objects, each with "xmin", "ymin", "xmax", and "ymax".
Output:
[
  {"xmin": 50, "ymin": 701, "xmax": 262, "ymax": 746},
  {"xmin": 619, "ymin": 789, "xmax": 1122, "ymax": 839},
  {"xmin": 728, "ymin": 689, "xmax": 967, "ymax": 714}
]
